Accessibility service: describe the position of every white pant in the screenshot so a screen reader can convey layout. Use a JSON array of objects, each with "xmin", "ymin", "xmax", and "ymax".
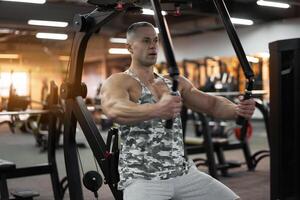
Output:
[{"xmin": 123, "ymin": 166, "xmax": 239, "ymax": 200}]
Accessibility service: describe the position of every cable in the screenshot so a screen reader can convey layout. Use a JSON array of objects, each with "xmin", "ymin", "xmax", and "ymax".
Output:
[{"xmin": 76, "ymin": 145, "xmax": 85, "ymax": 176}]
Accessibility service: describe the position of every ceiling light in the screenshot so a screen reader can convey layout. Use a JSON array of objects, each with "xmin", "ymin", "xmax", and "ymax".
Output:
[
  {"xmin": 247, "ymin": 56, "xmax": 260, "ymax": 63},
  {"xmin": 142, "ymin": 8, "xmax": 167, "ymax": 16},
  {"xmin": 0, "ymin": 54, "xmax": 19, "ymax": 59},
  {"xmin": 0, "ymin": 0, "xmax": 45, "ymax": 4},
  {"xmin": 154, "ymin": 28, "xmax": 159, "ymax": 33},
  {"xmin": 109, "ymin": 38, "xmax": 127, "ymax": 44},
  {"xmin": 28, "ymin": 20, "xmax": 68, "ymax": 27},
  {"xmin": 0, "ymin": 28, "xmax": 13, "ymax": 34},
  {"xmin": 231, "ymin": 17, "xmax": 254, "ymax": 25},
  {"xmin": 108, "ymin": 48, "xmax": 130, "ymax": 55},
  {"xmin": 36, "ymin": 32, "xmax": 68, "ymax": 40},
  {"xmin": 257, "ymin": 0, "xmax": 290, "ymax": 8}
]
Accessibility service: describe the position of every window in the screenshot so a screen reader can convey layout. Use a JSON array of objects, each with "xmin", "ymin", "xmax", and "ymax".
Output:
[{"xmin": 0, "ymin": 72, "xmax": 29, "ymax": 97}]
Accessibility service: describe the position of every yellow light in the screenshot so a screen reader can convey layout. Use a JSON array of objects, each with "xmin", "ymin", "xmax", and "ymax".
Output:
[
  {"xmin": 0, "ymin": 54, "xmax": 19, "ymax": 59},
  {"xmin": 59, "ymin": 55, "xmax": 70, "ymax": 61},
  {"xmin": 0, "ymin": 72, "xmax": 28, "ymax": 97},
  {"xmin": 12, "ymin": 72, "xmax": 28, "ymax": 96}
]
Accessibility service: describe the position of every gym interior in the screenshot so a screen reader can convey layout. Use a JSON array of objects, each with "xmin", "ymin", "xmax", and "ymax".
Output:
[{"xmin": 0, "ymin": 0, "xmax": 299, "ymax": 199}]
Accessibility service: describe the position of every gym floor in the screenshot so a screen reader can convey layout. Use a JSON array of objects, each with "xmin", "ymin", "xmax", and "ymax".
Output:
[{"xmin": 0, "ymin": 120, "xmax": 269, "ymax": 200}]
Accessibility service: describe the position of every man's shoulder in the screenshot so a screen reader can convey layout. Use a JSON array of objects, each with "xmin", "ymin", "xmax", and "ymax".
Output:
[
  {"xmin": 103, "ymin": 72, "xmax": 136, "ymax": 89},
  {"xmin": 105, "ymin": 72, "xmax": 133, "ymax": 82}
]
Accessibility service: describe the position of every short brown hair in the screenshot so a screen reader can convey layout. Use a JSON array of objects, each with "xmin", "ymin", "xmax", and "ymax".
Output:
[{"xmin": 126, "ymin": 21, "xmax": 155, "ymax": 42}]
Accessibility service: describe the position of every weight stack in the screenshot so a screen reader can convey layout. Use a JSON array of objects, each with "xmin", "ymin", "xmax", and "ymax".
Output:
[{"xmin": 269, "ymin": 38, "xmax": 300, "ymax": 200}]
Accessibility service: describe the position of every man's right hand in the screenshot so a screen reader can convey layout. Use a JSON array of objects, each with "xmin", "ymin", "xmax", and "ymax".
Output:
[{"xmin": 155, "ymin": 93, "xmax": 182, "ymax": 119}]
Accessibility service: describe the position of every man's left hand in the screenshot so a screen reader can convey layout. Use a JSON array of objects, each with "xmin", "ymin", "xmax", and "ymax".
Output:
[{"xmin": 236, "ymin": 98, "xmax": 256, "ymax": 119}]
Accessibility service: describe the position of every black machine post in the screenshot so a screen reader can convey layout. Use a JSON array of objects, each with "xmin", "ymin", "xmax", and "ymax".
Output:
[
  {"xmin": 269, "ymin": 38, "xmax": 300, "ymax": 200},
  {"xmin": 61, "ymin": 0, "xmax": 259, "ymax": 199},
  {"xmin": 212, "ymin": 0, "xmax": 255, "ymax": 170},
  {"xmin": 60, "ymin": 8, "xmax": 123, "ymax": 200},
  {"xmin": 150, "ymin": 0, "xmax": 180, "ymax": 129},
  {"xmin": 62, "ymin": 0, "xmax": 182, "ymax": 199},
  {"xmin": 212, "ymin": 0, "xmax": 255, "ymax": 124}
]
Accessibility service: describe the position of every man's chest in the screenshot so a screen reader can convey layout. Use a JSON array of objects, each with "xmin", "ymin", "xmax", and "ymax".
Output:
[{"xmin": 128, "ymin": 79, "xmax": 170, "ymax": 103}]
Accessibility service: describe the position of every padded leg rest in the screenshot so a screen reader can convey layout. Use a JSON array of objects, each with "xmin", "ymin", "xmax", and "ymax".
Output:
[
  {"xmin": 0, "ymin": 159, "xmax": 16, "ymax": 171},
  {"xmin": 11, "ymin": 190, "xmax": 40, "ymax": 200}
]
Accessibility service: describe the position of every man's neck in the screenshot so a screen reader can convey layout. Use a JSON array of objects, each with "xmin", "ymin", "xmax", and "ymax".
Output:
[{"xmin": 129, "ymin": 63, "xmax": 155, "ymax": 84}]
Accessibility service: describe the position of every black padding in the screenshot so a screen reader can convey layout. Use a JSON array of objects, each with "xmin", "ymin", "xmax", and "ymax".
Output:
[
  {"xmin": 11, "ymin": 189, "xmax": 40, "ymax": 198},
  {"xmin": 0, "ymin": 159, "xmax": 16, "ymax": 171}
]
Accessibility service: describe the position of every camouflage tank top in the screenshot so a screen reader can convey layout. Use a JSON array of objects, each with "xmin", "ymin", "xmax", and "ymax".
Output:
[{"xmin": 118, "ymin": 69, "xmax": 191, "ymax": 190}]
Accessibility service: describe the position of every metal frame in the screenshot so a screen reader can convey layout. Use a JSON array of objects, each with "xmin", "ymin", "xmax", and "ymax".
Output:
[
  {"xmin": 61, "ymin": 8, "xmax": 123, "ymax": 200},
  {"xmin": 62, "ymin": 0, "xmax": 256, "ymax": 199}
]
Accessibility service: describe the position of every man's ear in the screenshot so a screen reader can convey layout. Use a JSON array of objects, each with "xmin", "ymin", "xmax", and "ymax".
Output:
[{"xmin": 126, "ymin": 43, "xmax": 133, "ymax": 54}]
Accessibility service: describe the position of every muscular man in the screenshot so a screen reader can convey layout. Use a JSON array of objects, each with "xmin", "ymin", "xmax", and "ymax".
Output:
[{"xmin": 101, "ymin": 22, "xmax": 255, "ymax": 200}]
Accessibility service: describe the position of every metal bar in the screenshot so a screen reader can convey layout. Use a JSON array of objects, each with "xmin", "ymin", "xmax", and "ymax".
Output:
[
  {"xmin": 63, "ymin": 99, "xmax": 83, "ymax": 200},
  {"xmin": 215, "ymin": 146, "xmax": 228, "ymax": 176},
  {"xmin": 212, "ymin": 0, "xmax": 255, "ymax": 131},
  {"xmin": 5, "ymin": 165, "xmax": 52, "ymax": 179},
  {"xmin": 68, "ymin": 10, "xmax": 119, "ymax": 90},
  {"xmin": 0, "ymin": 110, "xmax": 49, "ymax": 116},
  {"xmin": 150, "ymin": 0, "xmax": 180, "ymax": 129},
  {"xmin": 212, "ymin": 0, "xmax": 254, "ymax": 79},
  {"xmin": 206, "ymin": 90, "xmax": 267, "ymax": 96},
  {"xmin": 63, "ymin": 8, "xmax": 122, "ymax": 200},
  {"xmin": 255, "ymin": 99, "xmax": 270, "ymax": 148},
  {"xmin": 200, "ymin": 113, "xmax": 218, "ymax": 178},
  {"xmin": 72, "ymin": 97, "xmax": 122, "ymax": 200},
  {"xmin": 0, "ymin": 174, "xmax": 9, "ymax": 200},
  {"xmin": 48, "ymin": 81, "xmax": 63, "ymax": 200},
  {"xmin": 73, "ymin": 97, "xmax": 107, "ymax": 161}
]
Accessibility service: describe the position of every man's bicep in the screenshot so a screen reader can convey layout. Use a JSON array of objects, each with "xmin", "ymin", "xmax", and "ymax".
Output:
[
  {"xmin": 100, "ymin": 77, "xmax": 130, "ymax": 106},
  {"xmin": 181, "ymin": 78, "xmax": 216, "ymax": 114}
]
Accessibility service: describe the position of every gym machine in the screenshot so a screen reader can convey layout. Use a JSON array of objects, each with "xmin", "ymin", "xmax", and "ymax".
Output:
[
  {"xmin": 269, "ymin": 38, "xmax": 300, "ymax": 200},
  {"xmin": 0, "ymin": 82, "xmax": 65, "ymax": 200},
  {"xmin": 60, "ymin": 0, "xmax": 256, "ymax": 199}
]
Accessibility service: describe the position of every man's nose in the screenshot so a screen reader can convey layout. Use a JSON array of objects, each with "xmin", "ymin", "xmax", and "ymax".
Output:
[
  {"xmin": 149, "ymin": 41, "xmax": 157, "ymax": 48},
  {"xmin": 149, "ymin": 42, "xmax": 157, "ymax": 49}
]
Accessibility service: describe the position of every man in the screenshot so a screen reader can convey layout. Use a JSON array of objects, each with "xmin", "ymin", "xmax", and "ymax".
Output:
[{"xmin": 101, "ymin": 22, "xmax": 255, "ymax": 200}]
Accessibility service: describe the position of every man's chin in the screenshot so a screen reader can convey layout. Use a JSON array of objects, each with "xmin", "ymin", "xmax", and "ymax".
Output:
[{"xmin": 143, "ymin": 60, "xmax": 157, "ymax": 67}]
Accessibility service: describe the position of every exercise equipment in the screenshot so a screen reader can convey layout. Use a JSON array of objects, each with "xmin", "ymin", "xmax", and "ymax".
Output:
[
  {"xmin": 234, "ymin": 122, "xmax": 253, "ymax": 140},
  {"xmin": 0, "ymin": 82, "xmax": 64, "ymax": 200},
  {"xmin": 58, "ymin": 0, "xmax": 184, "ymax": 199},
  {"xmin": 269, "ymin": 38, "xmax": 300, "ymax": 200},
  {"xmin": 58, "ymin": 0, "xmax": 259, "ymax": 199},
  {"xmin": 183, "ymin": 97, "xmax": 270, "ymax": 177},
  {"xmin": 182, "ymin": 59, "xmax": 204, "ymax": 89}
]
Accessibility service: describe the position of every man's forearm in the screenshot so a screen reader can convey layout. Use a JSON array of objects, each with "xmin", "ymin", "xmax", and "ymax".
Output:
[
  {"xmin": 103, "ymin": 101, "xmax": 160, "ymax": 125},
  {"xmin": 212, "ymin": 96, "xmax": 238, "ymax": 120}
]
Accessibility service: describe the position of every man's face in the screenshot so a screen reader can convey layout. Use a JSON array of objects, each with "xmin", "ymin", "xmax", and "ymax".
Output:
[{"xmin": 128, "ymin": 26, "xmax": 159, "ymax": 67}]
